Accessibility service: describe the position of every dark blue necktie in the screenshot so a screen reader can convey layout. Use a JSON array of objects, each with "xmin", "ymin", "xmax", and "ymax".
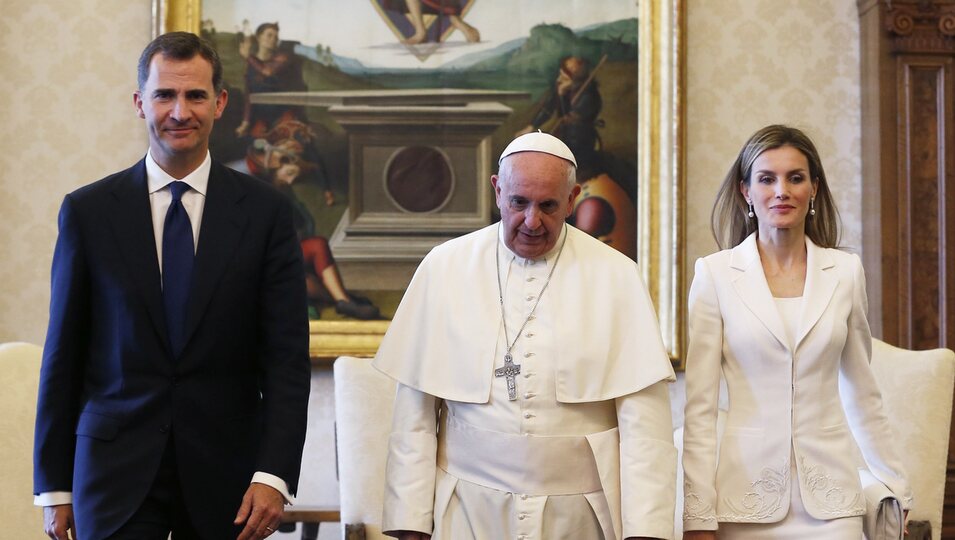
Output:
[{"xmin": 162, "ymin": 181, "xmax": 194, "ymax": 356}]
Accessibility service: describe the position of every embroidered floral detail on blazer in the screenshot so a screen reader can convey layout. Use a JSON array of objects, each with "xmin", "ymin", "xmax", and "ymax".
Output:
[
  {"xmin": 718, "ymin": 459, "xmax": 790, "ymax": 521},
  {"xmin": 798, "ymin": 455, "xmax": 864, "ymax": 515},
  {"xmin": 683, "ymin": 479, "xmax": 716, "ymax": 522}
]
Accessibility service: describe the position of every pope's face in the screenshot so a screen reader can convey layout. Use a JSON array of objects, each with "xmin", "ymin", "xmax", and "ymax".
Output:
[{"xmin": 491, "ymin": 152, "xmax": 580, "ymax": 259}]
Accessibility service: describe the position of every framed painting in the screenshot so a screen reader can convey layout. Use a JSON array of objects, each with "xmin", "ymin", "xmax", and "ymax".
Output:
[{"xmin": 154, "ymin": 0, "xmax": 686, "ymax": 367}]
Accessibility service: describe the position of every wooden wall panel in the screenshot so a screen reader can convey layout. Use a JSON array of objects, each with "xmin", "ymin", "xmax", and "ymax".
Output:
[{"xmin": 898, "ymin": 60, "xmax": 947, "ymax": 349}]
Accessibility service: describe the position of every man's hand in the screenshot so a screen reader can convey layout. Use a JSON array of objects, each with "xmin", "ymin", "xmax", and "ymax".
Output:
[
  {"xmin": 234, "ymin": 483, "xmax": 285, "ymax": 539},
  {"xmin": 683, "ymin": 531, "xmax": 717, "ymax": 540},
  {"xmin": 396, "ymin": 532, "xmax": 431, "ymax": 540},
  {"xmin": 44, "ymin": 504, "xmax": 77, "ymax": 540}
]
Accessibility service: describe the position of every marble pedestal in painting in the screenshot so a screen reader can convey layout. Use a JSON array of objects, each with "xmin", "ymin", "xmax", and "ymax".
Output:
[{"xmin": 250, "ymin": 89, "xmax": 525, "ymax": 290}]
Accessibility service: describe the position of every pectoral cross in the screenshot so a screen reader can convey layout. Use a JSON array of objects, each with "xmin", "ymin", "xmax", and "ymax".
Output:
[{"xmin": 494, "ymin": 352, "xmax": 522, "ymax": 401}]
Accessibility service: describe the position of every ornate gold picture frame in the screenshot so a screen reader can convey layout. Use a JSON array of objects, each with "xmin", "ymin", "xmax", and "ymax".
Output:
[{"xmin": 154, "ymin": 0, "xmax": 686, "ymax": 367}]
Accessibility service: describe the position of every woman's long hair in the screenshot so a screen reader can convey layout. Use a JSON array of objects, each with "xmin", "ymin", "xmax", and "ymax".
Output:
[{"xmin": 711, "ymin": 124, "xmax": 841, "ymax": 249}]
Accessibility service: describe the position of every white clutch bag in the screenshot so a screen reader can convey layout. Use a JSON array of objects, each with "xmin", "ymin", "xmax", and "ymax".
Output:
[{"xmin": 859, "ymin": 469, "xmax": 904, "ymax": 540}]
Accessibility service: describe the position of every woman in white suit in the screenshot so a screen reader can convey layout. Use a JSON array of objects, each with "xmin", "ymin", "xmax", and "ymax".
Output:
[{"xmin": 681, "ymin": 125, "xmax": 912, "ymax": 539}]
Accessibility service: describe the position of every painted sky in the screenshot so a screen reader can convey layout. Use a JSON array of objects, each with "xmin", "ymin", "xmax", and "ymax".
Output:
[{"xmin": 203, "ymin": 0, "xmax": 639, "ymax": 69}]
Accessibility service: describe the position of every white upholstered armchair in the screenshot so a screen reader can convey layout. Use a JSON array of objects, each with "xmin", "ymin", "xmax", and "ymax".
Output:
[
  {"xmin": 868, "ymin": 338, "xmax": 955, "ymax": 540},
  {"xmin": 334, "ymin": 356, "xmax": 396, "ymax": 540},
  {"xmin": 0, "ymin": 342, "xmax": 44, "ymax": 538}
]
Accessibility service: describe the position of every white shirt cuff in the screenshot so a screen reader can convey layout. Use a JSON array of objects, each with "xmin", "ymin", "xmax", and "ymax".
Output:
[
  {"xmin": 251, "ymin": 472, "xmax": 294, "ymax": 504},
  {"xmin": 36, "ymin": 475, "xmax": 293, "ymax": 507},
  {"xmin": 35, "ymin": 492, "xmax": 72, "ymax": 506}
]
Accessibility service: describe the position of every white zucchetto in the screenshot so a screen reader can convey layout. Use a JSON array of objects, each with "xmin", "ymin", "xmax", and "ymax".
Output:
[{"xmin": 499, "ymin": 131, "xmax": 577, "ymax": 167}]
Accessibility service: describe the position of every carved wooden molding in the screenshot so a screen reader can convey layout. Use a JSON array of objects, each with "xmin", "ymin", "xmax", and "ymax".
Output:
[{"xmin": 885, "ymin": 0, "xmax": 955, "ymax": 52}]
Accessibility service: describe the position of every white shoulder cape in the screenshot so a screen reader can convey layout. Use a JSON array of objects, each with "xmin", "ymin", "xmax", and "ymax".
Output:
[{"xmin": 373, "ymin": 223, "xmax": 675, "ymax": 403}]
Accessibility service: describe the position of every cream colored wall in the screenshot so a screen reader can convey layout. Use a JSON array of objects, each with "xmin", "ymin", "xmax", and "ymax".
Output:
[
  {"xmin": 0, "ymin": 0, "xmax": 151, "ymax": 344},
  {"xmin": 685, "ymin": 0, "xmax": 863, "ymax": 277}
]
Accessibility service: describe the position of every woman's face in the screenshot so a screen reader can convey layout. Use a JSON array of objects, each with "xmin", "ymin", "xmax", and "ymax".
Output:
[
  {"xmin": 258, "ymin": 27, "xmax": 279, "ymax": 51},
  {"xmin": 740, "ymin": 145, "xmax": 818, "ymax": 233}
]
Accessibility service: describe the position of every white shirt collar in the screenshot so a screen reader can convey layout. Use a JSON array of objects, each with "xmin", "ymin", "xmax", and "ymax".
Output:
[{"xmin": 145, "ymin": 149, "xmax": 211, "ymax": 196}]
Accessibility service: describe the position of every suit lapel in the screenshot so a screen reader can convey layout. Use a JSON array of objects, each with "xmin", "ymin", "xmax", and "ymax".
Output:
[
  {"xmin": 181, "ymin": 162, "xmax": 248, "ymax": 352},
  {"xmin": 730, "ymin": 234, "xmax": 791, "ymax": 351},
  {"xmin": 108, "ymin": 159, "xmax": 170, "ymax": 353},
  {"xmin": 795, "ymin": 238, "xmax": 838, "ymax": 349}
]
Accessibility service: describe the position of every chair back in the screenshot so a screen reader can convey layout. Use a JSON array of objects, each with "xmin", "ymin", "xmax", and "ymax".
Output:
[
  {"xmin": 334, "ymin": 356, "xmax": 396, "ymax": 540},
  {"xmin": 0, "ymin": 342, "xmax": 44, "ymax": 538},
  {"xmin": 870, "ymin": 338, "xmax": 955, "ymax": 540}
]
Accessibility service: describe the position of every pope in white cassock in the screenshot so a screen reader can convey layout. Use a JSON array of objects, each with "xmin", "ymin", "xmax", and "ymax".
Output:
[{"xmin": 373, "ymin": 132, "xmax": 678, "ymax": 540}]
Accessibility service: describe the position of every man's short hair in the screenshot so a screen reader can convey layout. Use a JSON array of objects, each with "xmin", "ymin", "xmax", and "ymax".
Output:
[{"xmin": 137, "ymin": 31, "xmax": 223, "ymax": 92}]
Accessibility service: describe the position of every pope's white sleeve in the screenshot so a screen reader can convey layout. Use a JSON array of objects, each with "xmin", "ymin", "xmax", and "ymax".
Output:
[
  {"xmin": 617, "ymin": 380, "xmax": 677, "ymax": 540},
  {"xmin": 381, "ymin": 382, "xmax": 441, "ymax": 536}
]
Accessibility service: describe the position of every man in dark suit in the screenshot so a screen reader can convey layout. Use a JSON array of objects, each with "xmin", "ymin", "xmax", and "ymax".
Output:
[{"xmin": 33, "ymin": 32, "xmax": 311, "ymax": 540}]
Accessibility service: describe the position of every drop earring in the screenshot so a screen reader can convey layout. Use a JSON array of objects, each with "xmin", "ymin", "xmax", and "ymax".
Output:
[
  {"xmin": 810, "ymin": 197, "xmax": 816, "ymax": 216},
  {"xmin": 747, "ymin": 201, "xmax": 754, "ymax": 218}
]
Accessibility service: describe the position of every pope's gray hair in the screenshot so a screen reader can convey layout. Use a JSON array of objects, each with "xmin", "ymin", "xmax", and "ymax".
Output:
[{"xmin": 498, "ymin": 152, "xmax": 577, "ymax": 190}]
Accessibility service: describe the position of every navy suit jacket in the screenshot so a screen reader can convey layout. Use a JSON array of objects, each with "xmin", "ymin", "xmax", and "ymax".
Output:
[{"xmin": 33, "ymin": 158, "xmax": 311, "ymax": 539}]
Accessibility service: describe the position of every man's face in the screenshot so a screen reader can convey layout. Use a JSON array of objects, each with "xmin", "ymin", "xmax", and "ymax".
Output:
[
  {"xmin": 134, "ymin": 54, "xmax": 227, "ymax": 175},
  {"xmin": 491, "ymin": 152, "xmax": 580, "ymax": 259}
]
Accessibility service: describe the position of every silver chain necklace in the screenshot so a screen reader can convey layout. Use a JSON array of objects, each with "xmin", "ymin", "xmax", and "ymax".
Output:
[{"xmin": 494, "ymin": 222, "xmax": 568, "ymax": 400}]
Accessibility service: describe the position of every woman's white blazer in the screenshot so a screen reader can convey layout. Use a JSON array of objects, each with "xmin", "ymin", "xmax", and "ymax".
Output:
[{"xmin": 681, "ymin": 233, "xmax": 913, "ymax": 531}]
